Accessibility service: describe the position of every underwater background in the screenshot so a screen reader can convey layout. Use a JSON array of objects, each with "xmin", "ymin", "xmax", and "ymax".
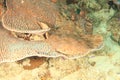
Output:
[{"xmin": 0, "ymin": 0, "xmax": 120, "ymax": 80}]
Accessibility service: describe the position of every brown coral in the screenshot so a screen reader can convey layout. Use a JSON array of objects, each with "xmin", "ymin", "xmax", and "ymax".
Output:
[
  {"xmin": 0, "ymin": 0, "xmax": 104, "ymax": 64},
  {"xmin": 46, "ymin": 34, "xmax": 103, "ymax": 58},
  {"xmin": 0, "ymin": 23, "xmax": 103, "ymax": 63},
  {"xmin": 0, "ymin": 24, "xmax": 65, "ymax": 63},
  {"xmin": 2, "ymin": 0, "xmax": 57, "ymax": 33}
]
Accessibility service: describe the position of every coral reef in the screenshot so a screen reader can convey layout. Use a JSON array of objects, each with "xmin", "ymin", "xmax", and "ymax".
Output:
[
  {"xmin": 0, "ymin": 0, "xmax": 120, "ymax": 80},
  {"xmin": 0, "ymin": 0, "xmax": 103, "ymax": 64},
  {"xmin": 2, "ymin": 0, "xmax": 56, "ymax": 33}
]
